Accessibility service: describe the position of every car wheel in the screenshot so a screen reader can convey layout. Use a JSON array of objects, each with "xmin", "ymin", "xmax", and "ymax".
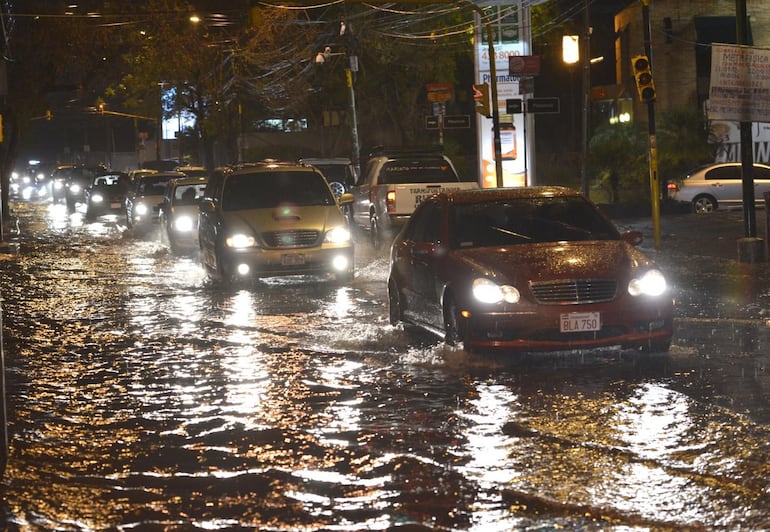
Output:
[
  {"xmin": 692, "ymin": 195, "xmax": 717, "ymax": 213},
  {"xmin": 388, "ymin": 277, "xmax": 404, "ymax": 326},
  {"xmin": 443, "ymin": 294, "xmax": 464, "ymax": 347},
  {"xmin": 370, "ymin": 215, "xmax": 381, "ymax": 249}
]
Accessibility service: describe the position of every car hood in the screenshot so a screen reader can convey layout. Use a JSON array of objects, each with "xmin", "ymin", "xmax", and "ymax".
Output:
[
  {"xmin": 453, "ymin": 240, "xmax": 654, "ymax": 283},
  {"xmin": 223, "ymin": 205, "xmax": 345, "ymax": 234}
]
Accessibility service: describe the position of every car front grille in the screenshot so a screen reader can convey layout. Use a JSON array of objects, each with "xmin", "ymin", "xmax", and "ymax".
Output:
[
  {"xmin": 262, "ymin": 230, "xmax": 320, "ymax": 249},
  {"xmin": 529, "ymin": 279, "xmax": 617, "ymax": 304}
]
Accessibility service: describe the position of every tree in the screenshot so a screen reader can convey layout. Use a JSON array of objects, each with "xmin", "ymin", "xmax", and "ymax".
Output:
[{"xmin": 0, "ymin": 1, "xmax": 128, "ymax": 220}]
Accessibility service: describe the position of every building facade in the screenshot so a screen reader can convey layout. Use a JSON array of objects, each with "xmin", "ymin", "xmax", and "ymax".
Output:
[{"xmin": 595, "ymin": 0, "xmax": 770, "ymax": 162}]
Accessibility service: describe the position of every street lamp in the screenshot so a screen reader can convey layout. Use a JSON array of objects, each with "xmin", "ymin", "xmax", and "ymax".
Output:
[{"xmin": 314, "ymin": 48, "xmax": 362, "ymax": 177}]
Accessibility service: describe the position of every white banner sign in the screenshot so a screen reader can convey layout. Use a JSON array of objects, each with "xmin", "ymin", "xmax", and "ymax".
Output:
[{"xmin": 708, "ymin": 44, "xmax": 770, "ymax": 122}]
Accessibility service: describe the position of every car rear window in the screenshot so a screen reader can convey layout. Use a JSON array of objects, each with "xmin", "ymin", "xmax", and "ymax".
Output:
[
  {"xmin": 379, "ymin": 159, "xmax": 458, "ymax": 185},
  {"xmin": 222, "ymin": 171, "xmax": 336, "ymax": 211}
]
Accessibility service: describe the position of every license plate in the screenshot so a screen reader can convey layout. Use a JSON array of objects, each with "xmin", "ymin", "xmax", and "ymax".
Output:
[
  {"xmin": 281, "ymin": 253, "xmax": 305, "ymax": 266},
  {"xmin": 110, "ymin": 202, "xmax": 122, "ymax": 208},
  {"xmin": 560, "ymin": 312, "xmax": 601, "ymax": 333}
]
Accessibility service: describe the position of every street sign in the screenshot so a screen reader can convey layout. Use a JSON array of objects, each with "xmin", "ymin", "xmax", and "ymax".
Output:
[
  {"xmin": 426, "ymin": 82, "xmax": 453, "ymax": 103},
  {"xmin": 508, "ymin": 55, "xmax": 541, "ymax": 76},
  {"xmin": 527, "ymin": 97, "xmax": 560, "ymax": 114},
  {"xmin": 425, "ymin": 115, "xmax": 471, "ymax": 130},
  {"xmin": 444, "ymin": 115, "xmax": 470, "ymax": 128},
  {"xmin": 506, "ymin": 98, "xmax": 523, "ymax": 114}
]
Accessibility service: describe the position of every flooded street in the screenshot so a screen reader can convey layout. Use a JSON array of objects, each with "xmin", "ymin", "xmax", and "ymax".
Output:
[{"xmin": 0, "ymin": 201, "xmax": 769, "ymax": 531}]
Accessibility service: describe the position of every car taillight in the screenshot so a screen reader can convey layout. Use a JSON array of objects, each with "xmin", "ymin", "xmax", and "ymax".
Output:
[
  {"xmin": 386, "ymin": 190, "xmax": 396, "ymax": 212},
  {"xmin": 666, "ymin": 182, "xmax": 678, "ymax": 192}
]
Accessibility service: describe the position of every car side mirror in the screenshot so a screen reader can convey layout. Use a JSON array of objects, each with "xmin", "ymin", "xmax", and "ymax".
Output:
[
  {"xmin": 412, "ymin": 241, "xmax": 438, "ymax": 257},
  {"xmin": 338, "ymin": 192, "xmax": 354, "ymax": 206},
  {"xmin": 621, "ymin": 230, "xmax": 644, "ymax": 246},
  {"xmin": 199, "ymin": 199, "xmax": 215, "ymax": 214}
]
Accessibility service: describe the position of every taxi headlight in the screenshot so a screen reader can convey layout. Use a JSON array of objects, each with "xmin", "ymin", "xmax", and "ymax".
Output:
[
  {"xmin": 226, "ymin": 233, "xmax": 257, "ymax": 248},
  {"xmin": 628, "ymin": 269, "xmax": 667, "ymax": 297},
  {"xmin": 174, "ymin": 215, "xmax": 194, "ymax": 232},
  {"xmin": 91, "ymin": 193, "xmax": 104, "ymax": 203},
  {"xmin": 135, "ymin": 203, "xmax": 149, "ymax": 216},
  {"xmin": 325, "ymin": 226, "xmax": 351, "ymax": 244},
  {"xmin": 472, "ymin": 277, "xmax": 520, "ymax": 304},
  {"xmin": 69, "ymin": 184, "xmax": 81, "ymax": 194}
]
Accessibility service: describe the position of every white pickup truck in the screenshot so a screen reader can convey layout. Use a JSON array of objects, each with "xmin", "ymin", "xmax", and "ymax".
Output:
[{"xmin": 350, "ymin": 149, "xmax": 479, "ymax": 248}]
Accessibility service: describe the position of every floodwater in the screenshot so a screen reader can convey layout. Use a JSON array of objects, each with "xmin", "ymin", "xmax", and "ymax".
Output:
[{"xmin": 0, "ymin": 201, "xmax": 768, "ymax": 531}]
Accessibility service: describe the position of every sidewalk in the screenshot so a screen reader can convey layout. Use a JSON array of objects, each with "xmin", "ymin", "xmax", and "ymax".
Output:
[{"xmin": 611, "ymin": 208, "xmax": 769, "ymax": 262}]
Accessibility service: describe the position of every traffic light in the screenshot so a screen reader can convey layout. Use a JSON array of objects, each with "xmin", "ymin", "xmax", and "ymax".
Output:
[
  {"xmin": 473, "ymin": 82, "xmax": 490, "ymax": 117},
  {"xmin": 631, "ymin": 55, "xmax": 656, "ymax": 103}
]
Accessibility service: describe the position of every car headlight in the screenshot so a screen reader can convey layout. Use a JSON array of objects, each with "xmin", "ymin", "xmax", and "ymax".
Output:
[
  {"xmin": 628, "ymin": 268, "xmax": 667, "ymax": 297},
  {"xmin": 135, "ymin": 203, "xmax": 149, "ymax": 216},
  {"xmin": 69, "ymin": 184, "xmax": 81, "ymax": 194},
  {"xmin": 53, "ymin": 181, "xmax": 64, "ymax": 190},
  {"xmin": 472, "ymin": 277, "xmax": 520, "ymax": 304},
  {"xmin": 325, "ymin": 226, "xmax": 351, "ymax": 244},
  {"xmin": 225, "ymin": 233, "xmax": 257, "ymax": 248},
  {"xmin": 91, "ymin": 193, "xmax": 104, "ymax": 203},
  {"xmin": 173, "ymin": 215, "xmax": 194, "ymax": 232}
]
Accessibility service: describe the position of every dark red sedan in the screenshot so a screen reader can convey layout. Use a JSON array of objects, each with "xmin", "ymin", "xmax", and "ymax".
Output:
[{"xmin": 387, "ymin": 186, "xmax": 674, "ymax": 354}]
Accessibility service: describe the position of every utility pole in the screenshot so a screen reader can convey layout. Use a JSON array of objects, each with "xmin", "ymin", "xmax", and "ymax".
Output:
[
  {"xmin": 736, "ymin": 0, "xmax": 755, "ymax": 238},
  {"xmin": 580, "ymin": 0, "xmax": 590, "ymax": 197},
  {"xmin": 640, "ymin": 0, "xmax": 661, "ymax": 248}
]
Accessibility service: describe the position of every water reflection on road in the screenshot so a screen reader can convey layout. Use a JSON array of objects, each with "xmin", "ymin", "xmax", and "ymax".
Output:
[{"xmin": 0, "ymin": 201, "xmax": 768, "ymax": 530}]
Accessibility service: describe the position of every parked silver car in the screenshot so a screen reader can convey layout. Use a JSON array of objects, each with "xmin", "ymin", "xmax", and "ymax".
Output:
[{"xmin": 667, "ymin": 162, "xmax": 770, "ymax": 213}]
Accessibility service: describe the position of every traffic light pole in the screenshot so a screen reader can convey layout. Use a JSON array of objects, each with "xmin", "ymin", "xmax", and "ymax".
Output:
[{"xmin": 641, "ymin": 0, "xmax": 661, "ymax": 249}]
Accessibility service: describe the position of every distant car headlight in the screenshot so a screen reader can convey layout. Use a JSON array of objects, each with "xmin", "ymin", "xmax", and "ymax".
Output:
[
  {"xmin": 325, "ymin": 226, "xmax": 351, "ymax": 244},
  {"xmin": 628, "ymin": 269, "xmax": 667, "ymax": 297},
  {"xmin": 226, "ymin": 233, "xmax": 257, "ymax": 248},
  {"xmin": 135, "ymin": 203, "xmax": 149, "ymax": 216},
  {"xmin": 472, "ymin": 277, "xmax": 520, "ymax": 304},
  {"xmin": 173, "ymin": 215, "xmax": 194, "ymax": 232},
  {"xmin": 91, "ymin": 193, "xmax": 104, "ymax": 203},
  {"xmin": 22, "ymin": 176, "xmax": 31, "ymax": 185},
  {"xmin": 69, "ymin": 184, "xmax": 81, "ymax": 194},
  {"xmin": 53, "ymin": 181, "xmax": 64, "ymax": 190}
]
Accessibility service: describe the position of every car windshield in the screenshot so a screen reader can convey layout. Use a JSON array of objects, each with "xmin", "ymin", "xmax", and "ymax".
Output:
[
  {"xmin": 379, "ymin": 159, "xmax": 457, "ymax": 185},
  {"xmin": 222, "ymin": 171, "xmax": 336, "ymax": 211},
  {"xmin": 137, "ymin": 176, "xmax": 172, "ymax": 195},
  {"xmin": 450, "ymin": 197, "xmax": 619, "ymax": 248}
]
